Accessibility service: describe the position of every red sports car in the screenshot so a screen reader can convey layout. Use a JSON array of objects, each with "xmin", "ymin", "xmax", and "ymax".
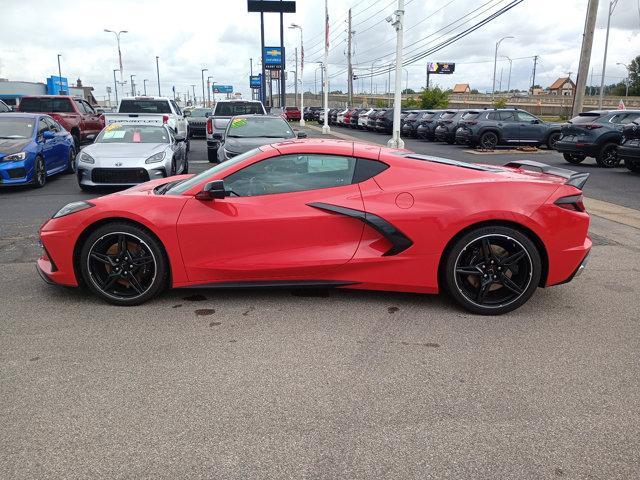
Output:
[{"xmin": 37, "ymin": 140, "xmax": 591, "ymax": 314}]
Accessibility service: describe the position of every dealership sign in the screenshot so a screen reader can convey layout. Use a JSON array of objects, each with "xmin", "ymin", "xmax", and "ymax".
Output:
[
  {"xmin": 213, "ymin": 85, "xmax": 233, "ymax": 94},
  {"xmin": 250, "ymin": 75, "xmax": 262, "ymax": 89},
  {"xmin": 46, "ymin": 76, "xmax": 69, "ymax": 95},
  {"xmin": 264, "ymin": 46, "xmax": 284, "ymax": 70},
  {"xmin": 427, "ymin": 62, "xmax": 455, "ymax": 74}
]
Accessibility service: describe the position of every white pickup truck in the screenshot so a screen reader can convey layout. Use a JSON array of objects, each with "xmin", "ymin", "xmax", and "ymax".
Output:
[{"xmin": 105, "ymin": 96, "xmax": 190, "ymax": 151}]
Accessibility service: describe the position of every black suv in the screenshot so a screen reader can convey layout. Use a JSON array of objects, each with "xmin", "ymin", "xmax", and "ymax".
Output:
[
  {"xmin": 375, "ymin": 109, "xmax": 395, "ymax": 133},
  {"xmin": 618, "ymin": 117, "xmax": 640, "ymax": 172},
  {"xmin": 367, "ymin": 109, "xmax": 386, "ymax": 130},
  {"xmin": 434, "ymin": 109, "xmax": 472, "ymax": 144},
  {"xmin": 455, "ymin": 109, "xmax": 562, "ymax": 149},
  {"xmin": 416, "ymin": 110, "xmax": 446, "ymax": 140},
  {"xmin": 303, "ymin": 106, "xmax": 322, "ymax": 121},
  {"xmin": 555, "ymin": 110, "xmax": 640, "ymax": 167}
]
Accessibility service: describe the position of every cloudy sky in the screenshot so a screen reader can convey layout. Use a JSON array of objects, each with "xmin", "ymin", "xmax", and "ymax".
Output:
[{"xmin": 0, "ymin": 0, "xmax": 638, "ymax": 103}]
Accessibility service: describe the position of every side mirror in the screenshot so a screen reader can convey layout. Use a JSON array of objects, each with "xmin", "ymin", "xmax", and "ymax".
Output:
[
  {"xmin": 174, "ymin": 133, "xmax": 186, "ymax": 142},
  {"xmin": 296, "ymin": 131, "xmax": 308, "ymax": 139},
  {"xmin": 43, "ymin": 131, "xmax": 55, "ymax": 140},
  {"xmin": 195, "ymin": 180, "xmax": 227, "ymax": 200}
]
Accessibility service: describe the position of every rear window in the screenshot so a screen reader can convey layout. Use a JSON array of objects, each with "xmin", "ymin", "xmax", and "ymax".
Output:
[
  {"xmin": 421, "ymin": 113, "xmax": 436, "ymax": 121},
  {"xmin": 215, "ymin": 102, "xmax": 264, "ymax": 116},
  {"xmin": 569, "ymin": 112, "xmax": 604, "ymax": 124},
  {"xmin": 285, "ymin": 107, "xmax": 299, "ymax": 111},
  {"xmin": 119, "ymin": 99, "xmax": 172, "ymax": 114},
  {"xmin": 462, "ymin": 112, "xmax": 479, "ymax": 120},
  {"xmin": 19, "ymin": 97, "xmax": 73, "ymax": 113}
]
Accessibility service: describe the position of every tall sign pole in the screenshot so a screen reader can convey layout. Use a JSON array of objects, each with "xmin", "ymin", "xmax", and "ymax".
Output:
[
  {"xmin": 322, "ymin": 0, "xmax": 330, "ymax": 134},
  {"xmin": 279, "ymin": 1, "xmax": 286, "ymax": 108},
  {"xmin": 260, "ymin": 13, "xmax": 266, "ymax": 106},
  {"xmin": 573, "ymin": 0, "xmax": 599, "ymax": 117}
]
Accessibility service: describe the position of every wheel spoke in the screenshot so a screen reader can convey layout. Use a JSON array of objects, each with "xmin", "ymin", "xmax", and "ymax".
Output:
[
  {"xmin": 132, "ymin": 255, "xmax": 154, "ymax": 266},
  {"xmin": 500, "ymin": 274, "xmax": 523, "ymax": 295},
  {"xmin": 456, "ymin": 265, "xmax": 482, "ymax": 276},
  {"xmin": 481, "ymin": 238, "xmax": 493, "ymax": 262},
  {"xmin": 90, "ymin": 252, "xmax": 115, "ymax": 266},
  {"xmin": 500, "ymin": 250, "xmax": 525, "ymax": 267},
  {"xmin": 127, "ymin": 272, "xmax": 145, "ymax": 294},
  {"xmin": 117, "ymin": 234, "xmax": 128, "ymax": 255},
  {"xmin": 476, "ymin": 278, "xmax": 492, "ymax": 303},
  {"xmin": 102, "ymin": 273, "xmax": 119, "ymax": 291}
]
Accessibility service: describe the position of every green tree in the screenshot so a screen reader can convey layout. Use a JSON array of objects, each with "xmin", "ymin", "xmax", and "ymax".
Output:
[
  {"xmin": 402, "ymin": 97, "xmax": 419, "ymax": 108},
  {"xmin": 329, "ymin": 90, "xmax": 343, "ymax": 94},
  {"xmin": 418, "ymin": 86, "xmax": 449, "ymax": 109},
  {"xmin": 492, "ymin": 98, "xmax": 507, "ymax": 108},
  {"xmin": 375, "ymin": 99, "xmax": 387, "ymax": 108},
  {"xmin": 625, "ymin": 55, "xmax": 640, "ymax": 96},
  {"xmin": 402, "ymin": 88, "xmax": 416, "ymax": 94}
]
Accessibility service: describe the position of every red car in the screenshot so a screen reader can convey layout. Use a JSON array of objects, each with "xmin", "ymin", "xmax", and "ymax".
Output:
[
  {"xmin": 37, "ymin": 140, "xmax": 591, "ymax": 315},
  {"xmin": 17, "ymin": 95, "xmax": 105, "ymax": 148},
  {"xmin": 284, "ymin": 106, "xmax": 301, "ymax": 121}
]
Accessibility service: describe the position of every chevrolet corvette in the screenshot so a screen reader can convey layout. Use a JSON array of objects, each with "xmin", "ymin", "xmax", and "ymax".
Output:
[{"xmin": 37, "ymin": 140, "xmax": 591, "ymax": 315}]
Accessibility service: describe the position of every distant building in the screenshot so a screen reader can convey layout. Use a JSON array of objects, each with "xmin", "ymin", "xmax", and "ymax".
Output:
[
  {"xmin": 452, "ymin": 83, "xmax": 471, "ymax": 94},
  {"xmin": 548, "ymin": 77, "xmax": 576, "ymax": 96},
  {"xmin": 0, "ymin": 77, "xmax": 97, "ymax": 107}
]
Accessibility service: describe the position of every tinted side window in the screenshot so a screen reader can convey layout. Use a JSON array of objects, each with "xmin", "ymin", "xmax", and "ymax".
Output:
[
  {"xmin": 224, "ymin": 154, "xmax": 356, "ymax": 197},
  {"xmin": 19, "ymin": 98, "xmax": 45, "ymax": 112},
  {"xmin": 37, "ymin": 118, "xmax": 48, "ymax": 136},
  {"xmin": 352, "ymin": 159, "xmax": 389, "ymax": 183},
  {"xmin": 52, "ymin": 98, "xmax": 74, "ymax": 113},
  {"xmin": 171, "ymin": 100, "xmax": 182, "ymax": 116},
  {"xmin": 487, "ymin": 112, "xmax": 499, "ymax": 120},
  {"xmin": 500, "ymin": 111, "xmax": 518, "ymax": 121},
  {"xmin": 516, "ymin": 111, "xmax": 537, "ymax": 122},
  {"xmin": 82, "ymin": 101, "xmax": 95, "ymax": 114},
  {"xmin": 41, "ymin": 117, "xmax": 57, "ymax": 131}
]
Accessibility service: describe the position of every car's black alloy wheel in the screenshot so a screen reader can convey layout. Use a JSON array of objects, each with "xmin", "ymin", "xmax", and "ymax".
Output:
[
  {"xmin": 479, "ymin": 131, "xmax": 498, "ymax": 149},
  {"xmin": 65, "ymin": 147, "xmax": 76, "ymax": 174},
  {"xmin": 625, "ymin": 158, "xmax": 640, "ymax": 172},
  {"xmin": 596, "ymin": 142, "xmax": 619, "ymax": 168},
  {"xmin": 547, "ymin": 132, "xmax": 561, "ymax": 150},
  {"xmin": 33, "ymin": 156, "xmax": 46, "ymax": 188},
  {"xmin": 563, "ymin": 153, "xmax": 585, "ymax": 164},
  {"xmin": 444, "ymin": 226, "xmax": 541, "ymax": 315},
  {"xmin": 80, "ymin": 223, "xmax": 168, "ymax": 306}
]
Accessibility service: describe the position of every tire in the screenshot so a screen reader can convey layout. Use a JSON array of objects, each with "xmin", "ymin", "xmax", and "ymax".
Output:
[
  {"xmin": 625, "ymin": 158, "xmax": 640, "ymax": 172},
  {"xmin": 479, "ymin": 131, "xmax": 499, "ymax": 149},
  {"xmin": 547, "ymin": 132, "xmax": 561, "ymax": 150},
  {"xmin": 169, "ymin": 158, "xmax": 176, "ymax": 176},
  {"xmin": 563, "ymin": 153, "xmax": 585, "ymax": 164},
  {"xmin": 443, "ymin": 226, "xmax": 542, "ymax": 315},
  {"xmin": 65, "ymin": 147, "xmax": 76, "ymax": 174},
  {"xmin": 79, "ymin": 184, "xmax": 93, "ymax": 192},
  {"xmin": 207, "ymin": 148, "xmax": 218, "ymax": 163},
  {"xmin": 33, "ymin": 156, "xmax": 46, "ymax": 188},
  {"xmin": 185, "ymin": 138, "xmax": 191, "ymax": 153},
  {"xmin": 182, "ymin": 151, "xmax": 189, "ymax": 174},
  {"xmin": 79, "ymin": 222, "xmax": 168, "ymax": 306},
  {"xmin": 72, "ymin": 132, "xmax": 80, "ymax": 150},
  {"xmin": 595, "ymin": 143, "xmax": 619, "ymax": 168}
]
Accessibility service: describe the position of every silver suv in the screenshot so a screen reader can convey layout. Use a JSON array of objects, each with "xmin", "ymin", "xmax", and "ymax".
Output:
[{"xmin": 206, "ymin": 100, "xmax": 266, "ymax": 162}]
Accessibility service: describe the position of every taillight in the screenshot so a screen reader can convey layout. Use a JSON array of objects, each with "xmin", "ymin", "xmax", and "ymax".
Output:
[
  {"xmin": 555, "ymin": 194, "xmax": 585, "ymax": 212},
  {"xmin": 206, "ymin": 118, "xmax": 213, "ymax": 135},
  {"xmin": 162, "ymin": 115, "xmax": 169, "ymax": 124}
]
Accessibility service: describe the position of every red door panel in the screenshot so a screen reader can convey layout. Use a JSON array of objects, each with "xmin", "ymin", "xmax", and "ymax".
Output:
[{"xmin": 177, "ymin": 185, "xmax": 365, "ymax": 284}]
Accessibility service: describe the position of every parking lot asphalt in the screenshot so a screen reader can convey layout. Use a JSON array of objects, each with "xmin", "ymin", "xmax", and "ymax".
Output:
[
  {"xmin": 2, "ymin": 136, "xmax": 640, "ymax": 479},
  {"xmin": 312, "ymin": 123, "xmax": 640, "ymax": 211}
]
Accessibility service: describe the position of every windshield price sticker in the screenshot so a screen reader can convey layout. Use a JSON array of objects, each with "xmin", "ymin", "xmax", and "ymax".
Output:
[{"xmin": 231, "ymin": 118, "xmax": 247, "ymax": 128}]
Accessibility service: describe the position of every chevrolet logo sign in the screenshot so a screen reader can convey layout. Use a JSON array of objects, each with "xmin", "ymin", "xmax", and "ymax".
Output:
[{"xmin": 266, "ymin": 50, "xmax": 280, "ymax": 56}]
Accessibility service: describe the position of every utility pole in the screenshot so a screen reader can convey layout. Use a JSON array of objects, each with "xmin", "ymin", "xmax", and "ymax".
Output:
[
  {"xmin": 57, "ymin": 54, "xmax": 62, "ymax": 82},
  {"xmin": 294, "ymin": 47, "xmax": 298, "ymax": 106},
  {"xmin": 250, "ymin": 58, "xmax": 254, "ymax": 100},
  {"xmin": 106, "ymin": 86, "xmax": 111, "ymax": 108},
  {"xmin": 322, "ymin": 0, "xmax": 330, "ymax": 134},
  {"xmin": 201, "ymin": 68, "xmax": 208, "ymax": 107},
  {"xmin": 387, "ymin": 0, "xmax": 405, "ymax": 149},
  {"xmin": 531, "ymin": 55, "xmax": 539, "ymax": 93},
  {"xmin": 156, "ymin": 56, "xmax": 161, "ymax": 96},
  {"xmin": 191, "ymin": 84, "xmax": 197, "ymax": 105},
  {"xmin": 207, "ymin": 76, "xmax": 213, "ymax": 107},
  {"xmin": 347, "ymin": 8, "xmax": 354, "ymax": 106},
  {"xmin": 573, "ymin": 0, "xmax": 599, "ymax": 117},
  {"xmin": 130, "ymin": 75, "xmax": 135, "ymax": 96},
  {"xmin": 143, "ymin": 79, "xmax": 148, "ymax": 95},
  {"xmin": 599, "ymin": 0, "xmax": 619, "ymax": 108},
  {"xmin": 502, "ymin": 56, "xmax": 513, "ymax": 92}
]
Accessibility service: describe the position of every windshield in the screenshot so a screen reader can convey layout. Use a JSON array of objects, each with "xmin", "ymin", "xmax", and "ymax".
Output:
[
  {"xmin": 462, "ymin": 112, "xmax": 479, "ymax": 120},
  {"xmin": 190, "ymin": 108, "xmax": 211, "ymax": 117},
  {"xmin": 165, "ymin": 148, "xmax": 260, "ymax": 195},
  {"xmin": 215, "ymin": 102, "xmax": 264, "ymax": 116},
  {"xmin": 95, "ymin": 124, "xmax": 170, "ymax": 144},
  {"xmin": 0, "ymin": 117, "xmax": 35, "ymax": 138},
  {"xmin": 440, "ymin": 112, "xmax": 457, "ymax": 120},
  {"xmin": 226, "ymin": 117, "xmax": 295, "ymax": 138},
  {"xmin": 119, "ymin": 100, "xmax": 172, "ymax": 114},
  {"xmin": 569, "ymin": 112, "xmax": 605, "ymax": 124}
]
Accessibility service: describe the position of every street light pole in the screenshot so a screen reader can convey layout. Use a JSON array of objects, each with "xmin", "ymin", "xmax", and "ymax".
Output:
[
  {"xmin": 143, "ymin": 79, "xmax": 148, "ymax": 95},
  {"xmin": 492, "ymin": 36, "xmax": 513, "ymax": 97},
  {"xmin": 57, "ymin": 54, "xmax": 62, "ymax": 80},
  {"xmin": 156, "ymin": 56, "xmax": 161, "ymax": 96},
  {"xmin": 113, "ymin": 69, "xmax": 119, "ymax": 105},
  {"xmin": 104, "ymin": 29, "xmax": 128, "ymax": 93},
  {"xmin": 207, "ymin": 76, "xmax": 213, "ymax": 107},
  {"xmin": 387, "ymin": 0, "xmax": 405, "ymax": 150},
  {"xmin": 289, "ymin": 23, "xmax": 305, "ymax": 126},
  {"xmin": 617, "ymin": 62, "xmax": 630, "ymax": 98},
  {"xmin": 599, "ymin": 0, "xmax": 619, "ymax": 108},
  {"xmin": 191, "ymin": 85, "xmax": 197, "ymax": 105},
  {"xmin": 322, "ymin": 0, "xmax": 330, "ymax": 134},
  {"xmin": 130, "ymin": 75, "xmax": 136, "ymax": 96},
  {"xmin": 201, "ymin": 68, "xmax": 208, "ymax": 107}
]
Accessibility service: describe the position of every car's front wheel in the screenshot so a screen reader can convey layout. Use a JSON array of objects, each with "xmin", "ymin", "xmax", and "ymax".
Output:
[
  {"xmin": 443, "ymin": 226, "xmax": 542, "ymax": 315},
  {"xmin": 563, "ymin": 153, "xmax": 585, "ymax": 164},
  {"xmin": 479, "ymin": 131, "xmax": 499, "ymax": 149},
  {"xmin": 595, "ymin": 142, "xmax": 619, "ymax": 168},
  {"xmin": 79, "ymin": 223, "xmax": 168, "ymax": 306},
  {"xmin": 33, "ymin": 156, "xmax": 46, "ymax": 188},
  {"xmin": 65, "ymin": 147, "xmax": 76, "ymax": 174},
  {"xmin": 547, "ymin": 132, "xmax": 561, "ymax": 150},
  {"xmin": 625, "ymin": 158, "xmax": 640, "ymax": 172}
]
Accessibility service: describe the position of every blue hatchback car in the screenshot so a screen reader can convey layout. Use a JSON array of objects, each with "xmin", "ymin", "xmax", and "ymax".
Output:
[{"xmin": 0, "ymin": 113, "xmax": 75, "ymax": 187}]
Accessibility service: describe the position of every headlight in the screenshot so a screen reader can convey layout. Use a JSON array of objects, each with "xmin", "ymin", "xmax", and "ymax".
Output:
[
  {"xmin": 2, "ymin": 151, "xmax": 26, "ymax": 162},
  {"xmin": 52, "ymin": 201, "xmax": 94, "ymax": 219},
  {"xmin": 145, "ymin": 151, "xmax": 166, "ymax": 164},
  {"xmin": 79, "ymin": 152, "xmax": 95, "ymax": 164}
]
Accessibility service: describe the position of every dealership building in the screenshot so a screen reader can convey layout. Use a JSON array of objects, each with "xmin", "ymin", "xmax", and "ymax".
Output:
[{"xmin": 0, "ymin": 76, "xmax": 98, "ymax": 107}]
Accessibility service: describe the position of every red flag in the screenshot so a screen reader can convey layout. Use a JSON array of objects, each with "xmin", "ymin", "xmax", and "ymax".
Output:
[{"xmin": 618, "ymin": 99, "xmax": 626, "ymax": 110}]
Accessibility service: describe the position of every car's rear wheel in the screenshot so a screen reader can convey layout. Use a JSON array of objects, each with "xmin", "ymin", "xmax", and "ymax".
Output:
[
  {"xmin": 479, "ymin": 131, "xmax": 499, "ymax": 149},
  {"xmin": 207, "ymin": 148, "xmax": 218, "ymax": 163},
  {"xmin": 625, "ymin": 158, "xmax": 640, "ymax": 172},
  {"xmin": 33, "ymin": 156, "xmax": 46, "ymax": 188},
  {"xmin": 595, "ymin": 142, "xmax": 619, "ymax": 168},
  {"xmin": 547, "ymin": 132, "xmax": 561, "ymax": 150},
  {"xmin": 443, "ymin": 226, "xmax": 541, "ymax": 315},
  {"xmin": 563, "ymin": 153, "xmax": 585, "ymax": 164},
  {"xmin": 79, "ymin": 223, "xmax": 168, "ymax": 306}
]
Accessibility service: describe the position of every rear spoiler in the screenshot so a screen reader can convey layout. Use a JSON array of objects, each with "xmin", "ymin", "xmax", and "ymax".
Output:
[{"xmin": 503, "ymin": 160, "xmax": 589, "ymax": 190}]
